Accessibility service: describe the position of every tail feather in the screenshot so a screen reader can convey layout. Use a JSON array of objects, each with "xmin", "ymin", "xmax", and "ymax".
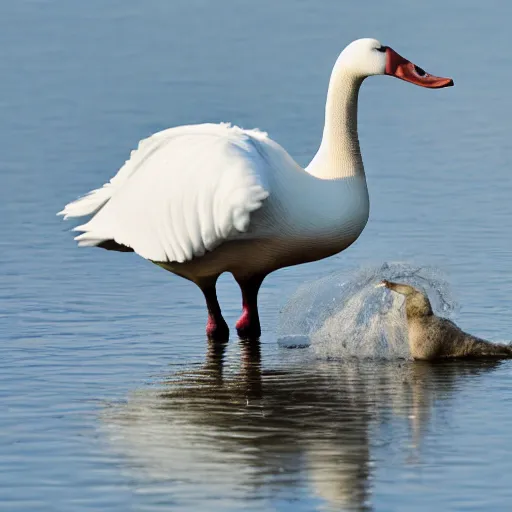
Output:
[
  {"xmin": 58, "ymin": 133, "xmax": 162, "ymax": 220},
  {"xmin": 57, "ymin": 184, "xmax": 114, "ymax": 220}
]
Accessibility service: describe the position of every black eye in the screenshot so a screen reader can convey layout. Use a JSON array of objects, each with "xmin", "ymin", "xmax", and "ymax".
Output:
[{"xmin": 376, "ymin": 46, "xmax": 387, "ymax": 53}]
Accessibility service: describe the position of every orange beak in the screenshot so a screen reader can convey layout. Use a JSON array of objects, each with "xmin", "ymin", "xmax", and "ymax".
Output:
[{"xmin": 385, "ymin": 47, "xmax": 454, "ymax": 89}]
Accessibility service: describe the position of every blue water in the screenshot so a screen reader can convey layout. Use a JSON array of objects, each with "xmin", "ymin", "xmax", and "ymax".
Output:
[{"xmin": 2, "ymin": 1, "xmax": 512, "ymax": 510}]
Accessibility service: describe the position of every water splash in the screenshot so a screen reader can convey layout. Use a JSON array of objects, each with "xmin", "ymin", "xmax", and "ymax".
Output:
[{"xmin": 277, "ymin": 262, "xmax": 457, "ymax": 360}]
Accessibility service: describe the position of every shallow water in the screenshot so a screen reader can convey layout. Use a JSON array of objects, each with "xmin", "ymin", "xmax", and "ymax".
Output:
[{"xmin": 2, "ymin": 1, "xmax": 512, "ymax": 511}]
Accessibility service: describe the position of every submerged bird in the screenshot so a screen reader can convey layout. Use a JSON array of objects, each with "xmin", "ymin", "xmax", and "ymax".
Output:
[
  {"xmin": 59, "ymin": 38, "xmax": 453, "ymax": 341},
  {"xmin": 378, "ymin": 280, "xmax": 512, "ymax": 360}
]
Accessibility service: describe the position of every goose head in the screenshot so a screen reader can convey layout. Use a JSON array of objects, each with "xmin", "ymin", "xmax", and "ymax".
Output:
[{"xmin": 338, "ymin": 38, "xmax": 453, "ymax": 88}]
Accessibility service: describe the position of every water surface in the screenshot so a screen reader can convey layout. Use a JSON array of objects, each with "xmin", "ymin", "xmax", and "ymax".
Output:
[{"xmin": 2, "ymin": 1, "xmax": 512, "ymax": 510}]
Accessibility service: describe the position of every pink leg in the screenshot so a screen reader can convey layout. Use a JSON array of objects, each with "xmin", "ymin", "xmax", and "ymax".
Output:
[
  {"xmin": 201, "ymin": 283, "xmax": 229, "ymax": 341},
  {"xmin": 235, "ymin": 275, "xmax": 266, "ymax": 340}
]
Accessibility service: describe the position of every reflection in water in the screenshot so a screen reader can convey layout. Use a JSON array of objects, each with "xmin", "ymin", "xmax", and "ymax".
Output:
[{"xmin": 102, "ymin": 343, "xmax": 502, "ymax": 511}]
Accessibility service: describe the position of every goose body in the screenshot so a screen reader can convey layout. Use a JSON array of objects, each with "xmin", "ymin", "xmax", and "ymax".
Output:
[
  {"xmin": 62, "ymin": 123, "xmax": 369, "ymax": 279},
  {"xmin": 60, "ymin": 38, "xmax": 453, "ymax": 341}
]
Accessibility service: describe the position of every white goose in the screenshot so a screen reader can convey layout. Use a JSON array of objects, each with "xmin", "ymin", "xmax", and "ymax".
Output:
[{"xmin": 59, "ymin": 38, "xmax": 453, "ymax": 341}]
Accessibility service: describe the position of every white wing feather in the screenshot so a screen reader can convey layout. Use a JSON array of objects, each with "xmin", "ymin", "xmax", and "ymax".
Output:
[{"xmin": 59, "ymin": 124, "xmax": 270, "ymax": 263}]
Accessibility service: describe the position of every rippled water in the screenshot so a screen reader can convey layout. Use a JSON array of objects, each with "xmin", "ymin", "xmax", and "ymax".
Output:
[
  {"xmin": 102, "ymin": 346, "xmax": 512, "ymax": 512},
  {"xmin": 2, "ymin": 1, "xmax": 512, "ymax": 511}
]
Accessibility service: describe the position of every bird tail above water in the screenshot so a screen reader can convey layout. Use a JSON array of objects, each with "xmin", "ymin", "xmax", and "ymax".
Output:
[
  {"xmin": 465, "ymin": 339, "xmax": 512, "ymax": 358},
  {"xmin": 58, "ymin": 185, "xmax": 114, "ymax": 219}
]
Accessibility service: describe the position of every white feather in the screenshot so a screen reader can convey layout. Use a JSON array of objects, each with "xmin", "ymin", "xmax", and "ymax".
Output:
[{"xmin": 59, "ymin": 124, "xmax": 271, "ymax": 263}]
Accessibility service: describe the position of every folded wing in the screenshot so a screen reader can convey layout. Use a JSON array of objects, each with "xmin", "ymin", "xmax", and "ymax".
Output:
[{"xmin": 59, "ymin": 124, "xmax": 271, "ymax": 263}]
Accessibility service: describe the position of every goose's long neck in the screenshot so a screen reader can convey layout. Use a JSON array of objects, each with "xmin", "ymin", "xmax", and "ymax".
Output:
[{"xmin": 307, "ymin": 66, "xmax": 365, "ymax": 180}]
